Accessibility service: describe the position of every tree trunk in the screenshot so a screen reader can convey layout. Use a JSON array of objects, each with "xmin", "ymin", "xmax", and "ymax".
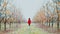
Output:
[
  {"xmin": 0, "ymin": 22, "xmax": 1, "ymax": 30},
  {"xmin": 9, "ymin": 22, "xmax": 11, "ymax": 28},
  {"xmin": 57, "ymin": 22, "xmax": 59, "ymax": 30},
  {"xmin": 48, "ymin": 20, "xmax": 50, "ymax": 27},
  {"xmin": 47, "ymin": 20, "xmax": 48, "ymax": 26},
  {"xmin": 57, "ymin": 17, "xmax": 59, "ymax": 30},
  {"xmin": 52, "ymin": 18, "xmax": 53, "ymax": 27},
  {"xmin": 52, "ymin": 21, "xmax": 53, "ymax": 27},
  {"xmin": 49, "ymin": 20, "xmax": 50, "ymax": 27},
  {"xmin": 4, "ymin": 19, "xmax": 7, "ymax": 31},
  {"xmin": 4, "ymin": 22, "xmax": 6, "ymax": 31}
]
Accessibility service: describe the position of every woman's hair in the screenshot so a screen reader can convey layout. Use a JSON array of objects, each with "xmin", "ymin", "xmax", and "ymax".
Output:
[{"xmin": 29, "ymin": 18, "xmax": 30, "ymax": 20}]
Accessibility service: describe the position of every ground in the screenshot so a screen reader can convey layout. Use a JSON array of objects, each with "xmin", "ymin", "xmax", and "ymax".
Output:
[{"xmin": 4, "ymin": 23, "xmax": 54, "ymax": 34}]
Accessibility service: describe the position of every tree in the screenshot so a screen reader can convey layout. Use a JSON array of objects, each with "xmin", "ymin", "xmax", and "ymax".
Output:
[{"xmin": 52, "ymin": 0, "xmax": 60, "ymax": 30}]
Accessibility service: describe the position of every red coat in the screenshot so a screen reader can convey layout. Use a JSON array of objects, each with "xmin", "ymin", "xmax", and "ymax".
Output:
[{"xmin": 28, "ymin": 18, "xmax": 31, "ymax": 26}]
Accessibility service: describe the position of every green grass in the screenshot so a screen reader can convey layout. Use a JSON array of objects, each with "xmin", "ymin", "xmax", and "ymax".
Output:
[
  {"xmin": 6, "ymin": 23, "xmax": 54, "ymax": 34},
  {"xmin": 20, "ymin": 23, "xmax": 53, "ymax": 34}
]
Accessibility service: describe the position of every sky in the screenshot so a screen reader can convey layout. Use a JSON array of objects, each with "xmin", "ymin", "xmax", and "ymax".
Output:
[{"xmin": 11, "ymin": 0, "xmax": 48, "ymax": 20}]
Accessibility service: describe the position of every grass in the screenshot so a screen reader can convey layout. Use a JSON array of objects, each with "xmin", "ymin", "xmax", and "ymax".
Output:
[
  {"xmin": 1, "ymin": 23, "xmax": 54, "ymax": 34},
  {"xmin": 20, "ymin": 23, "xmax": 53, "ymax": 34}
]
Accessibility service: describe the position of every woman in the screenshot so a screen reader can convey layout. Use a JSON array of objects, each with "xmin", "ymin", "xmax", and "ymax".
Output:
[{"xmin": 28, "ymin": 18, "xmax": 31, "ymax": 26}]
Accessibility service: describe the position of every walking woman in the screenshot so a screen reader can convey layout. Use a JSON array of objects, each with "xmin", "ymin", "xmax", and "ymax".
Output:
[{"xmin": 28, "ymin": 18, "xmax": 31, "ymax": 26}]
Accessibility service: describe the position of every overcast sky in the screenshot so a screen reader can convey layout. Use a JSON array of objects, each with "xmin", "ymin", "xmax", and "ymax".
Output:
[{"xmin": 12, "ymin": 0, "xmax": 48, "ymax": 20}]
